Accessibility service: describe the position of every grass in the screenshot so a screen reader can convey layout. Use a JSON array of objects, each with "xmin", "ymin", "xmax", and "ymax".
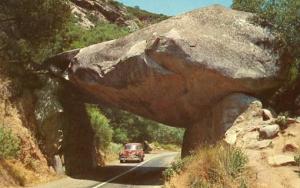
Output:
[
  {"xmin": 104, "ymin": 143, "xmax": 123, "ymax": 163},
  {"xmin": 164, "ymin": 143, "xmax": 253, "ymax": 188},
  {"xmin": 295, "ymin": 154, "xmax": 300, "ymax": 177},
  {"xmin": 0, "ymin": 126, "xmax": 20, "ymax": 159},
  {"xmin": 66, "ymin": 22, "xmax": 130, "ymax": 50},
  {"xmin": 0, "ymin": 159, "xmax": 40, "ymax": 186}
]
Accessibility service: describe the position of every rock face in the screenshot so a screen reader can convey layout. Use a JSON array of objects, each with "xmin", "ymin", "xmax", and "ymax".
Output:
[
  {"xmin": 259, "ymin": 124, "xmax": 280, "ymax": 139},
  {"xmin": 224, "ymin": 97, "xmax": 300, "ymax": 187},
  {"xmin": 48, "ymin": 6, "xmax": 286, "ymax": 157},
  {"xmin": 69, "ymin": 0, "xmax": 167, "ymax": 30}
]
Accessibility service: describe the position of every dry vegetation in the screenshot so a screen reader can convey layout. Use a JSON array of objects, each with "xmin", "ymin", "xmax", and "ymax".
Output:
[
  {"xmin": 0, "ymin": 64, "xmax": 55, "ymax": 187},
  {"xmin": 164, "ymin": 143, "xmax": 255, "ymax": 188}
]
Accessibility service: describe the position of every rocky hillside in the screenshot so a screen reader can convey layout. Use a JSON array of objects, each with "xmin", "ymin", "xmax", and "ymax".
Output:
[
  {"xmin": 165, "ymin": 99, "xmax": 300, "ymax": 188},
  {"xmin": 70, "ymin": 0, "xmax": 168, "ymax": 30},
  {"xmin": 0, "ymin": 62, "xmax": 54, "ymax": 187}
]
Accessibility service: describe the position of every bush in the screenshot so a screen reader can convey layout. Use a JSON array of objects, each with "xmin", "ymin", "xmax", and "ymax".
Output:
[
  {"xmin": 164, "ymin": 143, "xmax": 250, "ymax": 188},
  {"xmin": 163, "ymin": 158, "xmax": 188, "ymax": 181},
  {"xmin": 221, "ymin": 146, "xmax": 248, "ymax": 178},
  {"xmin": 113, "ymin": 128, "xmax": 129, "ymax": 144},
  {"xmin": 86, "ymin": 104, "xmax": 113, "ymax": 151},
  {"xmin": 0, "ymin": 126, "xmax": 20, "ymax": 159}
]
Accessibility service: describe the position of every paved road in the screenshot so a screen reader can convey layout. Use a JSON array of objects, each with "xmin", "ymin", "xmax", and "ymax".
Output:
[{"xmin": 33, "ymin": 152, "xmax": 178, "ymax": 188}]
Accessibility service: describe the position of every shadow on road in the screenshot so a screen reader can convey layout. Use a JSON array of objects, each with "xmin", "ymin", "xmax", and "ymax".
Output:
[{"xmin": 70, "ymin": 164, "xmax": 167, "ymax": 186}]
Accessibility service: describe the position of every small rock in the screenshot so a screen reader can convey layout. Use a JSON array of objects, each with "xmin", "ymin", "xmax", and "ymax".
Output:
[
  {"xmin": 267, "ymin": 155, "xmax": 296, "ymax": 166},
  {"xmin": 262, "ymin": 109, "xmax": 273, "ymax": 121},
  {"xmin": 286, "ymin": 118, "xmax": 300, "ymax": 125},
  {"xmin": 224, "ymin": 132, "xmax": 237, "ymax": 145},
  {"xmin": 246, "ymin": 140, "xmax": 272, "ymax": 149},
  {"xmin": 259, "ymin": 124, "xmax": 280, "ymax": 139},
  {"xmin": 283, "ymin": 143, "xmax": 299, "ymax": 152}
]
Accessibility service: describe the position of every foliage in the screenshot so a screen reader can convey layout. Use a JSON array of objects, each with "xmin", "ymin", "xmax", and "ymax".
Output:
[
  {"xmin": 1, "ymin": 0, "xmax": 71, "ymax": 64},
  {"xmin": 232, "ymin": 0, "xmax": 300, "ymax": 83},
  {"xmin": 275, "ymin": 115, "xmax": 288, "ymax": 129},
  {"xmin": 103, "ymin": 108, "xmax": 184, "ymax": 145},
  {"xmin": 2, "ymin": 0, "xmax": 70, "ymax": 43},
  {"xmin": 151, "ymin": 142, "xmax": 181, "ymax": 151},
  {"xmin": 149, "ymin": 124, "xmax": 184, "ymax": 145},
  {"xmin": 64, "ymin": 21, "xmax": 130, "ymax": 50},
  {"xmin": 105, "ymin": 143, "xmax": 123, "ymax": 162},
  {"xmin": 0, "ymin": 126, "xmax": 20, "ymax": 159},
  {"xmin": 113, "ymin": 128, "xmax": 129, "ymax": 144},
  {"xmin": 164, "ymin": 143, "xmax": 250, "ymax": 188},
  {"xmin": 221, "ymin": 146, "xmax": 248, "ymax": 178},
  {"xmin": 163, "ymin": 157, "xmax": 188, "ymax": 181},
  {"xmin": 86, "ymin": 104, "xmax": 113, "ymax": 151}
]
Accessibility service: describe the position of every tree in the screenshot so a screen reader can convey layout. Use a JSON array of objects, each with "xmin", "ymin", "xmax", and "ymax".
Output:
[
  {"xmin": 1, "ymin": 0, "xmax": 70, "ymax": 44},
  {"xmin": 0, "ymin": 0, "xmax": 71, "ymax": 64}
]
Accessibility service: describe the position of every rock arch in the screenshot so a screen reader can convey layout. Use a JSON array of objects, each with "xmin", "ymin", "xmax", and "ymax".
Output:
[{"xmin": 46, "ymin": 5, "xmax": 287, "ymax": 174}]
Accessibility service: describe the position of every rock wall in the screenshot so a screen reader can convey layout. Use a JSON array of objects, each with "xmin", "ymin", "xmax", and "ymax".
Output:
[
  {"xmin": 0, "ymin": 62, "xmax": 53, "ymax": 186},
  {"xmin": 182, "ymin": 93, "xmax": 258, "ymax": 156},
  {"xmin": 58, "ymin": 82, "xmax": 98, "ymax": 175}
]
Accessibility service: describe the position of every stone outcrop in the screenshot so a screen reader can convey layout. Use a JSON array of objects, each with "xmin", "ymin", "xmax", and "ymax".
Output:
[
  {"xmin": 47, "ymin": 5, "xmax": 287, "ymax": 157},
  {"xmin": 69, "ymin": 0, "xmax": 164, "ymax": 30},
  {"xmin": 224, "ymin": 96, "xmax": 300, "ymax": 187}
]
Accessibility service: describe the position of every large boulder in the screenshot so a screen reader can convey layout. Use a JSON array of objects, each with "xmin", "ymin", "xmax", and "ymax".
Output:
[{"xmin": 47, "ymin": 5, "xmax": 287, "ymax": 156}]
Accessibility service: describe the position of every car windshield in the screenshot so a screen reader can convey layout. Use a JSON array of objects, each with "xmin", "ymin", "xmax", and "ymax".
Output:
[{"xmin": 125, "ymin": 144, "xmax": 142, "ymax": 150}]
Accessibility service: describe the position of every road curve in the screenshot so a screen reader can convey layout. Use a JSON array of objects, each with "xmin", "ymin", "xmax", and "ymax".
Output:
[{"xmin": 32, "ymin": 152, "xmax": 178, "ymax": 188}]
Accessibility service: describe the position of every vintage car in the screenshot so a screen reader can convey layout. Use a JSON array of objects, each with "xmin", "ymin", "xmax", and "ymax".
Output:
[{"xmin": 119, "ymin": 143, "xmax": 145, "ymax": 163}]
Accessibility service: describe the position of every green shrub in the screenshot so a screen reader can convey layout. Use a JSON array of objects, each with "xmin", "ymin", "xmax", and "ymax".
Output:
[
  {"xmin": 86, "ymin": 104, "xmax": 113, "ymax": 151},
  {"xmin": 65, "ymin": 22, "xmax": 130, "ymax": 50},
  {"xmin": 163, "ymin": 157, "xmax": 188, "ymax": 181},
  {"xmin": 113, "ymin": 128, "xmax": 129, "ymax": 144},
  {"xmin": 0, "ymin": 126, "xmax": 20, "ymax": 159},
  {"xmin": 275, "ymin": 115, "xmax": 288, "ymax": 129},
  {"xmin": 221, "ymin": 146, "xmax": 248, "ymax": 178}
]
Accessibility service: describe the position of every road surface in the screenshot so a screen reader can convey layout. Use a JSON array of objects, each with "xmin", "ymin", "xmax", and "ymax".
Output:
[{"xmin": 33, "ymin": 152, "xmax": 178, "ymax": 188}]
